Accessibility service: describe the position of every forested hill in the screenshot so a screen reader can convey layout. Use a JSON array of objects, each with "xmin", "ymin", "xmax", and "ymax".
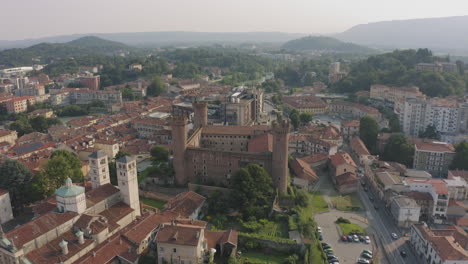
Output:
[
  {"xmin": 0, "ymin": 36, "xmax": 135, "ymax": 67},
  {"xmin": 333, "ymin": 48, "xmax": 468, "ymax": 97},
  {"xmin": 282, "ymin": 36, "xmax": 376, "ymax": 54}
]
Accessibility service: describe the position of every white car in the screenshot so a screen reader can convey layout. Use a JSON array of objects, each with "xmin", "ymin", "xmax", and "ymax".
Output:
[
  {"xmin": 391, "ymin": 233, "xmax": 398, "ymax": 239},
  {"xmin": 353, "ymin": 234, "xmax": 359, "ymax": 242},
  {"xmin": 357, "ymin": 258, "xmax": 370, "ymax": 264},
  {"xmin": 317, "ymin": 227, "xmax": 322, "ymax": 233},
  {"xmin": 364, "ymin": 237, "xmax": 371, "ymax": 244}
]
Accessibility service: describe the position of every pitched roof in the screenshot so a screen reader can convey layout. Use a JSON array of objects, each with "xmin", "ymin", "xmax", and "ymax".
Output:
[
  {"xmin": 341, "ymin": 120, "xmax": 360, "ymax": 127},
  {"xmin": 116, "ymin": 155, "xmax": 135, "ymax": 164},
  {"xmin": 415, "ymin": 141, "xmax": 455, "ymax": 153},
  {"xmin": 299, "ymin": 153, "xmax": 329, "ymax": 164},
  {"xmin": 290, "ymin": 158, "xmax": 318, "ymax": 182},
  {"xmin": 155, "ymin": 224, "xmax": 203, "ymax": 246},
  {"xmin": 164, "ymin": 191, "xmax": 206, "ymax": 218},
  {"xmin": 415, "ymin": 224, "xmax": 468, "ymax": 261},
  {"xmin": 85, "ymin": 184, "xmax": 120, "ymax": 207},
  {"xmin": 350, "ymin": 137, "xmax": 370, "ymax": 156},
  {"xmin": 335, "ymin": 172, "xmax": 358, "ymax": 186},
  {"xmin": 123, "ymin": 211, "xmax": 178, "ymax": 244},
  {"xmin": 407, "ymin": 179, "xmax": 448, "ymax": 195},
  {"xmin": 330, "ymin": 152, "xmax": 356, "ymax": 168},
  {"xmin": 205, "ymin": 229, "xmax": 238, "ymax": 249}
]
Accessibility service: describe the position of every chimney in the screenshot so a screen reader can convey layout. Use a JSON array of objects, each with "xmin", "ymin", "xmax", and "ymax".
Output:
[
  {"xmin": 76, "ymin": 230, "xmax": 85, "ymax": 245},
  {"xmin": 59, "ymin": 240, "xmax": 69, "ymax": 255}
]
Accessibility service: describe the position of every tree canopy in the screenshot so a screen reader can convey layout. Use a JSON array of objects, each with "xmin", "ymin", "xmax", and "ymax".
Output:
[
  {"xmin": 0, "ymin": 159, "xmax": 33, "ymax": 213},
  {"xmin": 450, "ymin": 141, "xmax": 468, "ymax": 170},
  {"xmin": 381, "ymin": 134, "xmax": 415, "ymax": 166},
  {"xmin": 359, "ymin": 116, "xmax": 379, "ymax": 153},
  {"xmin": 147, "ymin": 76, "xmax": 166, "ymax": 97},
  {"xmin": 419, "ymin": 125, "xmax": 440, "ymax": 140},
  {"xmin": 150, "ymin": 145, "xmax": 169, "ymax": 163},
  {"xmin": 229, "ymin": 164, "xmax": 274, "ymax": 220}
]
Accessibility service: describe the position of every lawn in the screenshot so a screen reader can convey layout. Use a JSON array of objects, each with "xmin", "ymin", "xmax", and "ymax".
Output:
[
  {"xmin": 338, "ymin": 222, "xmax": 366, "ymax": 235},
  {"xmin": 241, "ymin": 251, "xmax": 289, "ymax": 264},
  {"xmin": 140, "ymin": 197, "xmax": 166, "ymax": 209},
  {"xmin": 309, "ymin": 241, "xmax": 326, "ymax": 264},
  {"xmin": 331, "ymin": 193, "xmax": 363, "ymax": 211},
  {"xmin": 241, "ymin": 217, "xmax": 289, "ymax": 238},
  {"xmin": 309, "ymin": 191, "xmax": 329, "ymax": 214}
]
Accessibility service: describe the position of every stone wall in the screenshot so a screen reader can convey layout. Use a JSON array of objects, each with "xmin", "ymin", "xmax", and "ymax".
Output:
[
  {"xmin": 139, "ymin": 190, "xmax": 174, "ymax": 202},
  {"xmin": 238, "ymin": 234, "xmax": 303, "ymax": 254},
  {"xmin": 188, "ymin": 183, "xmax": 232, "ymax": 197}
]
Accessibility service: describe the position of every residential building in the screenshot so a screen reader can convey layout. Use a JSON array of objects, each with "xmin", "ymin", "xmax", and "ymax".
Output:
[
  {"xmin": 406, "ymin": 178, "xmax": 449, "ymax": 223},
  {"xmin": 289, "ymin": 135, "xmax": 337, "ymax": 157},
  {"xmin": 328, "ymin": 62, "xmax": 348, "ymax": 84},
  {"xmin": 283, "ymin": 96, "xmax": 328, "ymax": 114},
  {"xmin": 390, "ymin": 195, "xmax": 421, "ymax": 227},
  {"xmin": 413, "ymin": 141, "xmax": 456, "ymax": 177},
  {"xmin": 410, "ymin": 223, "xmax": 468, "ymax": 264},
  {"xmin": 329, "ymin": 152, "xmax": 358, "ymax": 194},
  {"xmin": 222, "ymin": 88, "xmax": 265, "ymax": 125},
  {"xmin": 350, "ymin": 137, "xmax": 376, "ymax": 166},
  {"xmin": 5, "ymin": 96, "xmax": 35, "ymax": 114},
  {"xmin": 341, "ymin": 120, "xmax": 360, "ymax": 141},
  {"xmin": 329, "ymin": 101, "xmax": 382, "ymax": 121},
  {"xmin": 0, "ymin": 189, "xmax": 13, "ymax": 224},
  {"xmin": 69, "ymin": 89, "xmax": 122, "ymax": 105},
  {"xmin": 132, "ymin": 117, "xmax": 170, "ymax": 139},
  {"xmin": 14, "ymin": 84, "xmax": 45, "ymax": 97},
  {"xmin": 79, "ymin": 75, "xmax": 100, "ymax": 90},
  {"xmin": 416, "ymin": 62, "xmax": 458, "ymax": 73},
  {"xmin": 0, "ymin": 129, "xmax": 17, "ymax": 145},
  {"xmin": 94, "ymin": 138, "xmax": 120, "ymax": 159},
  {"xmin": 290, "ymin": 157, "xmax": 319, "ymax": 185},
  {"xmin": 128, "ymin": 63, "xmax": 143, "ymax": 71}
]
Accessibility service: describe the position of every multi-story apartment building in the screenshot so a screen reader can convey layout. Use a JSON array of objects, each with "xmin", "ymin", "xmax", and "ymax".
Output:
[
  {"xmin": 5, "ymin": 96, "xmax": 35, "ymax": 114},
  {"xmin": 340, "ymin": 120, "xmax": 360, "ymax": 141},
  {"xmin": 370, "ymin": 84, "xmax": 425, "ymax": 104},
  {"xmin": 413, "ymin": 141, "xmax": 456, "ymax": 177},
  {"xmin": 410, "ymin": 223, "xmax": 468, "ymax": 264},
  {"xmin": 406, "ymin": 178, "xmax": 449, "ymax": 223},
  {"xmin": 79, "ymin": 75, "xmax": 100, "ymax": 90},
  {"xmin": 222, "ymin": 88, "xmax": 264, "ymax": 125},
  {"xmin": 400, "ymin": 97, "xmax": 468, "ymax": 137},
  {"xmin": 283, "ymin": 96, "xmax": 328, "ymax": 115},
  {"xmin": 415, "ymin": 62, "xmax": 458, "ymax": 73},
  {"xmin": 0, "ymin": 129, "xmax": 17, "ymax": 145},
  {"xmin": 14, "ymin": 84, "xmax": 45, "ymax": 97},
  {"xmin": 132, "ymin": 117, "xmax": 170, "ymax": 139},
  {"xmin": 390, "ymin": 195, "xmax": 420, "ymax": 228},
  {"xmin": 329, "ymin": 101, "xmax": 382, "ymax": 121}
]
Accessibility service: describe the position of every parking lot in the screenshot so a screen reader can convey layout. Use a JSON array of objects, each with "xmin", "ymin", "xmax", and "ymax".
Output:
[{"xmin": 316, "ymin": 210, "xmax": 375, "ymax": 264}]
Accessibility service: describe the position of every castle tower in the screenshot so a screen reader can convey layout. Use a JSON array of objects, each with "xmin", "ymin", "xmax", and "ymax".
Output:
[
  {"xmin": 116, "ymin": 155, "xmax": 141, "ymax": 216},
  {"xmin": 171, "ymin": 116, "xmax": 188, "ymax": 186},
  {"xmin": 193, "ymin": 101, "xmax": 208, "ymax": 128},
  {"xmin": 88, "ymin": 151, "xmax": 110, "ymax": 189},
  {"xmin": 55, "ymin": 178, "xmax": 87, "ymax": 214},
  {"xmin": 272, "ymin": 120, "xmax": 290, "ymax": 193}
]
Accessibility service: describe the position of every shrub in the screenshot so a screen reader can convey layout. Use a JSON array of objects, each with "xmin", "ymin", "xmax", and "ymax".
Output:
[{"xmin": 335, "ymin": 217, "xmax": 351, "ymax": 224}]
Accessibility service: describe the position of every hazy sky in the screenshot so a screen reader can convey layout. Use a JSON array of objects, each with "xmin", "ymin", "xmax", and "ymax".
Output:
[{"xmin": 2, "ymin": 0, "xmax": 467, "ymax": 40}]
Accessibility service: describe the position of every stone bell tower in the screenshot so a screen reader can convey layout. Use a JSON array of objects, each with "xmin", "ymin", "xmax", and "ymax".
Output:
[
  {"xmin": 272, "ymin": 119, "xmax": 291, "ymax": 193},
  {"xmin": 117, "ymin": 155, "xmax": 141, "ymax": 216},
  {"xmin": 171, "ymin": 115, "xmax": 188, "ymax": 186}
]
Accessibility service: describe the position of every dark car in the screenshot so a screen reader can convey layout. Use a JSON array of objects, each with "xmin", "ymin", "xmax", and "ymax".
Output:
[
  {"xmin": 327, "ymin": 255, "xmax": 338, "ymax": 260},
  {"xmin": 319, "ymin": 234, "xmax": 323, "ymax": 241},
  {"xmin": 321, "ymin": 242, "xmax": 329, "ymax": 247},
  {"xmin": 359, "ymin": 235, "xmax": 365, "ymax": 242},
  {"xmin": 326, "ymin": 253, "xmax": 335, "ymax": 258},
  {"xmin": 347, "ymin": 235, "xmax": 353, "ymax": 242},
  {"xmin": 341, "ymin": 235, "xmax": 347, "ymax": 242},
  {"xmin": 400, "ymin": 250, "xmax": 407, "ymax": 257},
  {"xmin": 328, "ymin": 258, "xmax": 339, "ymax": 263},
  {"xmin": 323, "ymin": 244, "xmax": 331, "ymax": 249}
]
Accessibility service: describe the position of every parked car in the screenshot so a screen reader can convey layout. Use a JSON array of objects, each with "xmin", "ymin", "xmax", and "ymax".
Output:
[
  {"xmin": 359, "ymin": 235, "xmax": 365, "ymax": 242},
  {"xmin": 353, "ymin": 234, "xmax": 360, "ymax": 242},
  {"xmin": 400, "ymin": 250, "xmax": 407, "ymax": 257},
  {"xmin": 328, "ymin": 258, "xmax": 339, "ymax": 263},
  {"xmin": 327, "ymin": 255, "xmax": 338, "ymax": 260},
  {"xmin": 321, "ymin": 242, "xmax": 329, "ymax": 247},
  {"xmin": 362, "ymin": 249, "xmax": 373, "ymax": 255},
  {"xmin": 324, "ymin": 248, "xmax": 334, "ymax": 254},
  {"xmin": 361, "ymin": 253, "xmax": 372, "ymax": 259},
  {"xmin": 319, "ymin": 234, "xmax": 323, "ymax": 241},
  {"xmin": 326, "ymin": 253, "xmax": 335, "ymax": 258},
  {"xmin": 323, "ymin": 244, "xmax": 331, "ymax": 249},
  {"xmin": 341, "ymin": 235, "xmax": 348, "ymax": 242},
  {"xmin": 391, "ymin": 233, "xmax": 398, "ymax": 239},
  {"xmin": 357, "ymin": 258, "xmax": 370, "ymax": 264},
  {"xmin": 364, "ymin": 236, "xmax": 371, "ymax": 244},
  {"xmin": 317, "ymin": 226, "xmax": 322, "ymax": 232}
]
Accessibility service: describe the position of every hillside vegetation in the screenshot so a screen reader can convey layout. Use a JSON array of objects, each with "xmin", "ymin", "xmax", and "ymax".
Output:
[
  {"xmin": 282, "ymin": 36, "xmax": 376, "ymax": 54},
  {"xmin": 333, "ymin": 48, "xmax": 468, "ymax": 97}
]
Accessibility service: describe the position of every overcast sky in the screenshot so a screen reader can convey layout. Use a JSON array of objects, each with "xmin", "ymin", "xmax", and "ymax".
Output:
[{"xmin": 2, "ymin": 0, "xmax": 467, "ymax": 40}]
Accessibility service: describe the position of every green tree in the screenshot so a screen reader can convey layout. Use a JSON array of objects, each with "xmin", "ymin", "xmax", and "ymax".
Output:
[
  {"xmin": 9, "ymin": 116, "xmax": 33, "ymax": 136},
  {"xmin": 229, "ymin": 164, "xmax": 274, "ymax": 220},
  {"xmin": 151, "ymin": 145, "xmax": 169, "ymax": 162},
  {"xmin": 39, "ymin": 150, "xmax": 84, "ymax": 195},
  {"xmin": 450, "ymin": 141, "xmax": 468, "ymax": 170},
  {"xmin": 299, "ymin": 112, "xmax": 313, "ymax": 124},
  {"xmin": 147, "ymin": 76, "xmax": 166, "ymax": 97},
  {"xmin": 289, "ymin": 109, "xmax": 300, "ymax": 130},
  {"xmin": 121, "ymin": 88, "xmax": 135, "ymax": 101},
  {"xmin": 359, "ymin": 116, "xmax": 379, "ymax": 152},
  {"xmin": 381, "ymin": 134, "xmax": 415, "ymax": 166},
  {"xmin": 419, "ymin": 125, "xmax": 440, "ymax": 140},
  {"xmin": 0, "ymin": 159, "xmax": 33, "ymax": 213}
]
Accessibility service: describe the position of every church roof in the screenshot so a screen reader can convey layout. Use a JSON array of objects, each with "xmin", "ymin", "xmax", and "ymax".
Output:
[{"xmin": 55, "ymin": 178, "xmax": 85, "ymax": 197}]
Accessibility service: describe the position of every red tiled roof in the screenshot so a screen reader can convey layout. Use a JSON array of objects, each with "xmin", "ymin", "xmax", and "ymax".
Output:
[
  {"xmin": 407, "ymin": 179, "xmax": 448, "ymax": 195},
  {"xmin": 155, "ymin": 224, "xmax": 203, "ymax": 246},
  {"xmin": 6, "ymin": 211, "xmax": 78, "ymax": 248},
  {"xmin": 415, "ymin": 142, "xmax": 455, "ymax": 153},
  {"xmin": 404, "ymin": 191, "xmax": 433, "ymax": 201},
  {"xmin": 330, "ymin": 152, "xmax": 357, "ymax": 168},
  {"xmin": 290, "ymin": 158, "xmax": 319, "ymax": 182},
  {"xmin": 205, "ymin": 229, "xmax": 238, "ymax": 249},
  {"xmin": 299, "ymin": 153, "xmax": 329, "ymax": 164},
  {"xmin": 341, "ymin": 120, "xmax": 360, "ymax": 127},
  {"xmin": 164, "ymin": 191, "xmax": 206, "ymax": 218},
  {"xmin": 350, "ymin": 137, "xmax": 370, "ymax": 156},
  {"xmin": 85, "ymin": 184, "xmax": 120, "ymax": 207},
  {"xmin": 283, "ymin": 96, "xmax": 327, "ymax": 109},
  {"xmin": 335, "ymin": 172, "xmax": 358, "ymax": 186},
  {"xmin": 0, "ymin": 129, "xmax": 15, "ymax": 137},
  {"xmin": 415, "ymin": 224, "xmax": 468, "ymax": 261},
  {"xmin": 202, "ymin": 125, "xmax": 270, "ymax": 136},
  {"xmin": 123, "ymin": 211, "xmax": 178, "ymax": 244}
]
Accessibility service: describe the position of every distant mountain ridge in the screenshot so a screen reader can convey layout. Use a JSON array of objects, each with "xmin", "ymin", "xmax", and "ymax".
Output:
[
  {"xmin": 0, "ymin": 36, "xmax": 132, "ymax": 67},
  {"xmin": 0, "ymin": 32, "xmax": 308, "ymax": 50},
  {"xmin": 282, "ymin": 36, "xmax": 375, "ymax": 53},
  {"xmin": 335, "ymin": 16, "xmax": 468, "ymax": 54}
]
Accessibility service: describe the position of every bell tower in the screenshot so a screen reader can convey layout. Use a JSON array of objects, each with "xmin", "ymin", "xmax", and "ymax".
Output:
[
  {"xmin": 272, "ymin": 119, "xmax": 290, "ymax": 193},
  {"xmin": 117, "ymin": 155, "xmax": 141, "ymax": 216},
  {"xmin": 171, "ymin": 115, "xmax": 188, "ymax": 186},
  {"xmin": 193, "ymin": 101, "xmax": 208, "ymax": 128},
  {"xmin": 89, "ymin": 151, "xmax": 110, "ymax": 189}
]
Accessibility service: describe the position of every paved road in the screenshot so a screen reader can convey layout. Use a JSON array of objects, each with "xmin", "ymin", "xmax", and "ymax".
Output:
[{"xmin": 358, "ymin": 186, "xmax": 417, "ymax": 264}]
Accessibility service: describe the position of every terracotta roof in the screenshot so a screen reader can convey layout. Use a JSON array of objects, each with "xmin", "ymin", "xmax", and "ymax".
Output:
[
  {"xmin": 407, "ymin": 179, "xmax": 448, "ymax": 195},
  {"xmin": 85, "ymin": 184, "xmax": 120, "ymax": 207},
  {"xmin": 155, "ymin": 224, "xmax": 203, "ymax": 246},
  {"xmin": 247, "ymin": 133, "xmax": 273, "ymax": 153},
  {"xmin": 455, "ymin": 217, "xmax": 468, "ymax": 227},
  {"xmin": 299, "ymin": 153, "xmax": 329, "ymax": 164},
  {"xmin": 335, "ymin": 172, "xmax": 358, "ymax": 186},
  {"xmin": 415, "ymin": 224, "xmax": 468, "ymax": 261},
  {"xmin": 283, "ymin": 96, "xmax": 327, "ymax": 109},
  {"xmin": 164, "ymin": 191, "xmax": 206, "ymax": 218},
  {"xmin": 341, "ymin": 120, "xmax": 360, "ymax": 127},
  {"xmin": 350, "ymin": 137, "xmax": 370, "ymax": 156},
  {"xmin": 205, "ymin": 229, "xmax": 238, "ymax": 249},
  {"xmin": 6, "ymin": 211, "xmax": 78, "ymax": 248},
  {"xmin": 0, "ymin": 129, "xmax": 15, "ymax": 137},
  {"xmin": 290, "ymin": 158, "xmax": 318, "ymax": 182},
  {"xmin": 330, "ymin": 152, "xmax": 356, "ymax": 168},
  {"xmin": 0, "ymin": 188, "xmax": 8, "ymax": 196},
  {"xmin": 404, "ymin": 191, "xmax": 433, "ymax": 201},
  {"xmin": 24, "ymin": 230, "xmax": 94, "ymax": 264},
  {"xmin": 415, "ymin": 141, "xmax": 455, "ymax": 153},
  {"xmin": 99, "ymin": 202, "xmax": 134, "ymax": 230},
  {"xmin": 449, "ymin": 170, "xmax": 468, "ymax": 181},
  {"xmin": 202, "ymin": 125, "xmax": 269, "ymax": 136},
  {"xmin": 123, "ymin": 211, "xmax": 178, "ymax": 244}
]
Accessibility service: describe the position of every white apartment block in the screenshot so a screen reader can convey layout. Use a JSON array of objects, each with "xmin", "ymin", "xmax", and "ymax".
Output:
[{"xmin": 406, "ymin": 178, "xmax": 449, "ymax": 223}]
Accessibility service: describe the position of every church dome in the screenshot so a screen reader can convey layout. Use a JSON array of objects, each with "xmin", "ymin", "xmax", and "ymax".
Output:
[{"xmin": 55, "ymin": 178, "xmax": 85, "ymax": 198}]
